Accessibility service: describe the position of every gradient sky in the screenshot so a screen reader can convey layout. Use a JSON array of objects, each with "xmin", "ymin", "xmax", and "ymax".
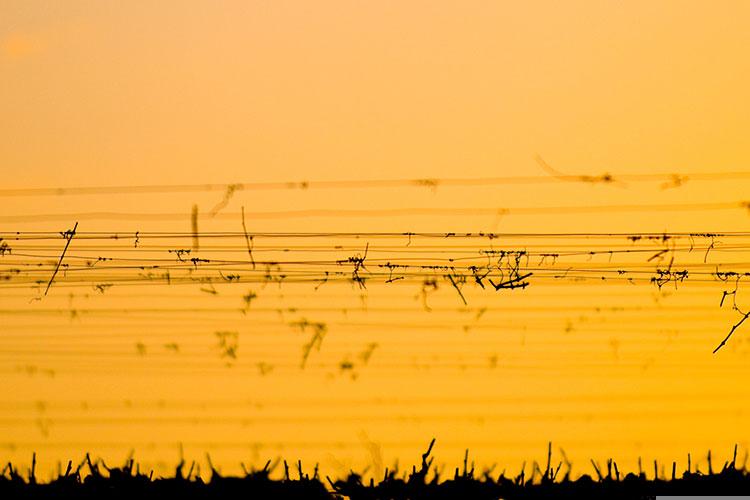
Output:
[
  {"xmin": 3, "ymin": 1, "xmax": 750, "ymax": 188},
  {"xmin": 3, "ymin": 0, "xmax": 750, "ymax": 480}
]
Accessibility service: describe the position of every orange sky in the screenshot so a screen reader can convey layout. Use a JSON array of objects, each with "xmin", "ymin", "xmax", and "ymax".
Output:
[
  {"xmin": 3, "ymin": 0, "xmax": 750, "ymax": 481},
  {"xmin": 3, "ymin": 1, "xmax": 750, "ymax": 187}
]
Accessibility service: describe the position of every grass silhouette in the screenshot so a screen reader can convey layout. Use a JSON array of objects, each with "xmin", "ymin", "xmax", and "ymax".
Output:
[{"xmin": 3, "ymin": 442, "xmax": 750, "ymax": 499}]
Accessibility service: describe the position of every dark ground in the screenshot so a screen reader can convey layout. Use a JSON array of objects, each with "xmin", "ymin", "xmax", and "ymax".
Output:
[{"xmin": 3, "ymin": 442, "xmax": 750, "ymax": 499}]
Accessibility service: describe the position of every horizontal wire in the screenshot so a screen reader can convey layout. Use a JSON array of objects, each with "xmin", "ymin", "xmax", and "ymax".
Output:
[
  {"xmin": 3, "ymin": 230, "xmax": 746, "ymax": 239},
  {"xmin": 1, "ymin": 201, "xmax": 749, "ymax": 222},
  {"xmin": 3, "ymin": 391, "xmax": 742, "ymax": 410},
  {"xmin": 0, "ymin": 407, "xmax": 742, "ymax": 425},
  {"xmin": 2, "ymin": 170, "xmax": 750, "ymax": 197}
]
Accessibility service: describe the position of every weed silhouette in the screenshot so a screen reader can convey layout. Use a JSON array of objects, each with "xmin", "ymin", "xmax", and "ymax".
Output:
[{"xmin": 5, "ymin": 443, "xmax": 750, "ymax": 499}]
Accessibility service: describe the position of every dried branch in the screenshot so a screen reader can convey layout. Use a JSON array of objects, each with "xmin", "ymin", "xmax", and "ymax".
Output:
[
  {"xmin": 714, "ymin": 310, "xmax": 750, "ymax": 354},
  {"xmin": 240, "ymin": 206, "xmax": 255, "ymax": 269},
  {"xmin": 43, "ymin": 222, "xmax": 78, "ymax": 296},
  {"xmin": 191, "ymin": 205, "xmax": 199, "ymax": 251},
  {"xmin": 535, "ymin": 155, "xmax": 620, "ymax": 186},
  {"xmin": 209, "ymin": 184, "xmax": 241, "ymax": 216},
  {"xmin": 489, "ymin": 272, "xmax": 533, "ymax": 291}
]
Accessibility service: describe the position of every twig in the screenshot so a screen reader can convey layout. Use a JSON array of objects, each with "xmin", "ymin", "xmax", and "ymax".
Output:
[
  {"xmin": 714, "ymin": 310, "xmax": 750, "ymax": 353},
  {"xmin": 704, "ymin": 236, "xmax": 716, "ymax": 264},
  {"xmin": 191, "ymin": 205, "xmax": 199, "ymax": 251},
  {"xmin": 240, "ymin": 206, "xmax": 255, "ymax": 269},
  {"xmin": 446, "ymin": 274, "xmax": 467, "ymax": 305},
  {"xmin": 44, "ymin": 222, "xmax": 78, "ymax": 296},
  {"xmin": 535, "ymin": 154, "xmax": 621, "ymax": 186},
  {"xmin": 209, "ymin": 183, "xmax": 241, "ymax": 216},
  {"xmin": 590, "ymin": 460, "xmax": 602, "ymax": 481},
  {"xmin": 489, "ymin": 272, "xmax": 533, "ymax": 291}
]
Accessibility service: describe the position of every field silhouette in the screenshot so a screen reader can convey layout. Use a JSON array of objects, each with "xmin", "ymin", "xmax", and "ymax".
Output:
[{"xmin": 3, "ymin": 442, "xmax": 750, "ymax": 499}]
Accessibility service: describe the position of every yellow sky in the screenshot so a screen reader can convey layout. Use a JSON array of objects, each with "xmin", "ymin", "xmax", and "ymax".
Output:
[
  {"xmin": 3, "ymin": 1, "xmax": 750, "ymax": 187},
  {"xmin": 3, "ymin": 0, "xmax": 750, "ymax": 481}
]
